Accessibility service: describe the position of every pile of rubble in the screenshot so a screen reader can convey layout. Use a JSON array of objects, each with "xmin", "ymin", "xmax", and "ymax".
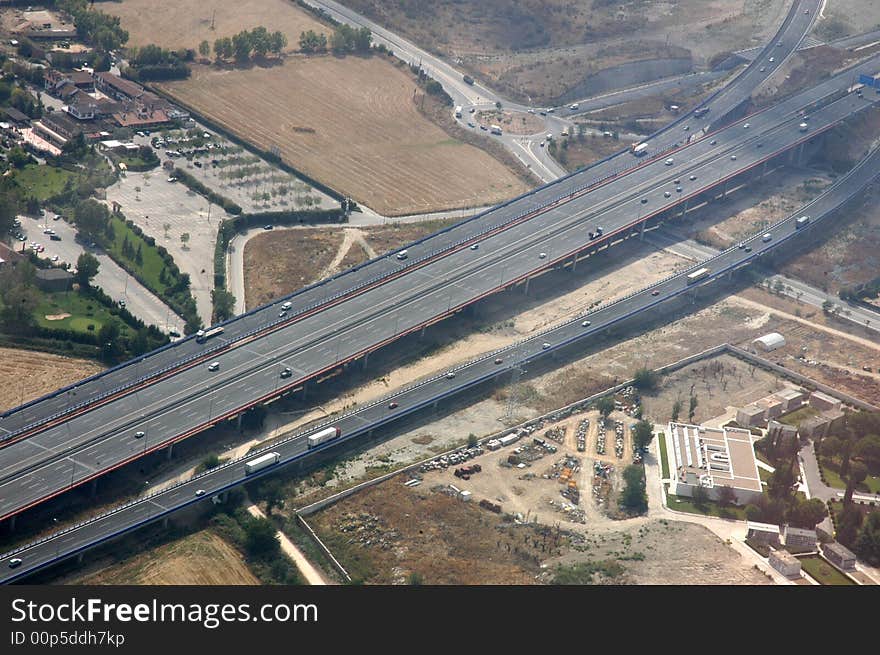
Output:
[
  {"xmin": 614, "ymin": 420, "xmax": 625, "ymax": 459},
  {"xmin": 544, "ymin": 426, "xmax": 566, "ymax": 444},
  {"xmin": 592, "ymin": 461, "xmax": 614, "ymax": 509},
  {"xmin": 618, "ymin": 386, "xmax": 642, "ymax": 417},
  {"xmin": 419, "ymin": 444, "xmax": 484, "ymax": 473},
  {"xmin": 547, "ymin": 498, "xmax": 587, "ymax": 524},
  {"xmin": 597, "ymin": 417, "xmax": 607, "ymax": 455},
  {"xmin": 336, "ymin": 512, "xmax": 399, "ymax": 549},
  {"xmin": 576, "ymin": 418, "xmax": 589, "ymax": 452},
  {"xmin": 453, "ymin": 463, "xmax": 482, "ymax": 480}
]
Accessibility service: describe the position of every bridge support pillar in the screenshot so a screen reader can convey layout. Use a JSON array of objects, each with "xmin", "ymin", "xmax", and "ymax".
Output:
[
  {"xmin": 796, "ymin": 142, "xmax": 805, "ymax": 166},
  {"xmin": 301, "ymin": 382, "xmax": 308, "ymax": 401},
  {"xmin": 8, "ymin": 515, "xmax": 15, "ymax": 532},
  {"xmin": 762, "ymin": 160, "xmax": 769, "ymax": 177},
  {"xmin": 162, "ymin": 517, "xmax": 169, "ymax": 529},
  {"xmin": 77, "ymin": 553, "xmax": 83, "ymax": 565},
  {"xmin": 362, "ymin": 352, "xmax": 369, "ymax": 370},
  {"xmin": 571, "ymin": 255, "xmax": 578, "ymax": 273},
  {"xmin": 420, "ymin": 325, "xmax": 427, "ymax": 339},
  {"xmin": 639, "ymin": 221, "xmax": 647, "ymax": 241},
  {"xmin": 90, "ymin": 479, "xmax": 98, "ymax": 498},
  {"xmin": 166, "ymin": 443, "xmax": 174, "ymax": 460},
  {"xmin": 236, "ymin": 414, "xmax": 243, "ymax": 432},
  {"xmin": 721, "ymin": 180, "xmax": 729, "ymax": 199},
  {"xmin": 523, "ymin": 277, "xmax": 530, "ymax": 295},
  {"xmin": 433, "ymin": 399, "xmax": 439, "ymax": 411},
  {"xmin": 681, "ymin": 198, "xmax": 689, "ymax": 219}
]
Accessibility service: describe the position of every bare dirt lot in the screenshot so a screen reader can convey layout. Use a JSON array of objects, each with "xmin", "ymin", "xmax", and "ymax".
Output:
[
  {"xmin": 241, "ymin": 218, "xmax": 459, "ymax": 309},
  {"xmin": 305, "ymin": 470, "xmax": 770, "ymax": 584},
  {"xmin": 243, "ymin": 228, "xmax": 342, "ymax": 309},
  {"xmin": 157, "ymin": 57, "xmax": 529, "ymax": 215},
  {"xmin": 104, "ymin": 0, "xmax": 328, "ymax": 54},
  {"xmin": 0, "ymin": 348, "xmax": 103, "ymax": 413},
  {"xmin": 68, "ymin": 529, "xmax": 259, "ymax": 585},
  {"xmin": 339, "ymin": 0, "xmax": 788, "ymax": 103}
]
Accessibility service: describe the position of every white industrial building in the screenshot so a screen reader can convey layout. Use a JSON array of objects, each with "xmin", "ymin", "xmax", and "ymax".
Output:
[
  {"xmin": 666, "ymin": 422, "xmax": 763, "ymax": 505},
  {"xmin": 753, "ymin": 332, "xmax": 786, "ymax": 352}
]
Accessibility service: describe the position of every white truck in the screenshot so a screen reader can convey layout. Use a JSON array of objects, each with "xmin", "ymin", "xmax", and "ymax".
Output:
[
  {"xmin": 307, "ymin": 426, "xmax": 341, "ymax": 448},
  {"xmin": 631, "ymin": 142, "xmax": 649, "ymax": 157},
  {"xmin": 454, "ymin": 105, "xmax": 463, "ymax": 118},
  {"xmin": 490, "ymin": 124, "xmax": 502, "ymax": 135},
  {"xmin": 245, "ymin": 452, "xmax": 281, "ymax": 475},
  {"xmin": 196, "ymin": 326, "xmax": 224, "ymax": 343},
  {"xmin": 686, "ymin": 267, "xmax": 711, "ymax": 284},
  {"xmin": 799, "ymin": 122, "xmax": 809, "ymax": 132}
]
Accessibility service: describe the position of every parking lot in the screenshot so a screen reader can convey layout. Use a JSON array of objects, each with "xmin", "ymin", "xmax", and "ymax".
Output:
[{"xmin": 13, "ymin": 212, "xmax": 186, "ymax": 335}]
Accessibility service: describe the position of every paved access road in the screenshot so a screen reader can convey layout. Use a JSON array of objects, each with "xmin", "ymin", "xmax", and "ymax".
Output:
[
  {"xmin": 1, "ymin": 62, "xmax": 877, "ymax": 523},
  {"xmin": 14, "ymin": 213, "xmax": 186, "ymax": 336},
  {"xmin": 4, "ymin": 133, "xmax": 879, "ymax": 584}
]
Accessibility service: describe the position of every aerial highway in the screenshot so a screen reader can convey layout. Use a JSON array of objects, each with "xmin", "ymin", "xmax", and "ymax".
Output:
[
  {"xmin": 3, "ymin": 132, "xmax": 879, "ymax": 584},
  {"xmin": 0, "ymin": 0, "xmax": 828, "ymax": 448},
  {"xmin": 0, "ymin": 56, "xmax": 877, "ymax": 524}
]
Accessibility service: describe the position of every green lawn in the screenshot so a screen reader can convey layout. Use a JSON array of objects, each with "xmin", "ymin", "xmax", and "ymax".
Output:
[
  {"xmin": 778, "ymin": 406, "xmax": 819, "ymax": 426},
  {"xmin": 800, "ymin": 554, "xmax": 856, "ymax": 585},
  {"xmin": 34, "ymin": 291, "xmax": 119, "ymax": 334},
  {"xmin": 818, "ymin": 455, "xmax": 880, "ymax": 493},
  {"xmin": 657, "ymin": 432, "xmax": 670, "ymax": 479},
  {"xmin": 104, "ymin": 216, "xmax": 178, "ymax": 296},
  {"xmin": 666, "ymin": 494, "xmax": 749, "ymax": 520},
  {"xmin": 13, "ymin": 164, "xmax": 75, "ymax": 202}
]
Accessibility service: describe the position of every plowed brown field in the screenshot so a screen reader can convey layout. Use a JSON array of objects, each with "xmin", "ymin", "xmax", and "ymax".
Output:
[{"xmin": 157, "ymin": 58, "xmax": 528, "ymax": 215}]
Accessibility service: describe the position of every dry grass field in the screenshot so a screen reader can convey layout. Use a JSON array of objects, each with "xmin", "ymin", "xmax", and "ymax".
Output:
[
  {"xmin": 158, "ymin": 57, "xmax": 527, "ymax": 215},
  {"xmin": 0, "ymin": 348, "xmax": 103, "ymax": 413},
  {"xmin": 104, "ymin": 0, "xmax": 328, "ymax": 53},
  {"xmin": 339, "ymin": 0, "xmax": 788, "ymax": 103},
  {"xmin": 71, "ymin": 529, "xmax": 259, "ymax": 585}
]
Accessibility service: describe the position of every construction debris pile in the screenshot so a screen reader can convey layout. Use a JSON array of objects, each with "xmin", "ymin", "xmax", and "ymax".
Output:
[
  {"xmin": 592, "ymin": 461, "xmax": 614, "ymax": 510},
  {"xmin": 419, "ymin": 444, "xmax": 484, "ymax": 473},
  {"xmin": 597, "ymin": 417, "xmax": 607, "ymax": 455},
  {"xmin": 614, "ymin": 420, "xmax": 625, "ymax": 459},
  {"xmin": 547, "ymin": 498, "xmax": 587, "ymax": 524},
  {"xmin": 479, "ymin": 499, "xmax": 502, "ymax": 513},
  {"xmin": 336, "ymin": 512, "xmax": 399, "ymax": 550},
  {"xmin": 576, "ymin": 418, "xmax": 589, "ymax": 452},
  {"xmin": 543, "ymin": 425, "xmax": 566, "ymax": 445},
  {"xmin": 454, "ymin": 463, "xmax": 482, "ymax": 480},
  {"xmin": 542, "ymin": 455, "xmax": 581, "ymax": 505}
]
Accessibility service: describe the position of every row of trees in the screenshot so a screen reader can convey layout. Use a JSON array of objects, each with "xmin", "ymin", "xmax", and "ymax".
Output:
[
  {"xmin": 127, "ymin": 44, "xmax": 192, "ymax": 81},
  {"xmin": 58, "ymin": 0, "xmax": 129, "ymax": 52},
  {"xmin": 208, "ymin": 27, "xmax": 287, "ymax": 63},
  {"xmin": 299, "ymin": 30, "xmax": 327, "ymax": 54},
  {"xmin": 329, "ymin": 25, "xmax": 372, "ymax": 54}
]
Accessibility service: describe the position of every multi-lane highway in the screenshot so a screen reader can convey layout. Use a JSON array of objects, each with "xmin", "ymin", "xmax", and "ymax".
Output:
[
  {"xmin": 4, "ymin": 130, "xmax": 879, "ymax": 584},
  {"xmin": 1, "ymin": 59, "xmax": 877, "ymax": 525},
  {"xmin": 0, "ymin": 0, "xmax": 827, "ymax": 448}
]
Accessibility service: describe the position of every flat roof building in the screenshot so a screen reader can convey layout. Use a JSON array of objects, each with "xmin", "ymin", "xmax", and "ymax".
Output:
[
  {"xmin": 783, "ymin": 526, "xmax": 816, "ymax": 551},
  {"xmin": 667, "ymin": 422, "xmax": 763, "ymax": 505},
  {"xmin": 775, "ymin": 388, "xmax": 806, "ymax": 413},
  {"xmin": 809, "ymin": 391, "xmax": 842, "ymax": 412},
  {"xmin": 737, "ymin": 404, "xmax": 766, "ymax": 428},
  {"xmin": 747, "ymin": 521, "xmax": 781, "ymax": 545},
  {"xmin": 823, "ymin": 542, "xmax": 856, "ymax": 571},
  {"xmin": 769, "ymin": 548, "xmax": 802, "ymax": 578},
  {"xmin": 757, "ymin": 395, "xmax": 785, "ymax": 421}
]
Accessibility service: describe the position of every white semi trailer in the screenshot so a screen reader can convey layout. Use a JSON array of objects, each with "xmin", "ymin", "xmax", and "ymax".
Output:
[
  {"xmin": 245, "ymin": 452, "xmax": 281, "ymax": 475},
  {"xmin": 307, "ymin": 426, "xmax": 341, "ymax": 449}
]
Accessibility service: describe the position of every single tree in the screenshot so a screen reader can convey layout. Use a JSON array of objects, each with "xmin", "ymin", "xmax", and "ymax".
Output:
[
  {"xmin": 844, "ymin": 461, "xmax": 869, "ymax": 505},
  {"xmin": 596, "ymin": 396, "xmax": 615, "ymax": 418},
  {"xmin": 632, "ymin": 367, "xmax": 659, "ymax": 391},
  {"xmin": 180, "ymin": 232, "xmax": 190, "ymax": 250},
  {"xmin": 691, "ymin": 484, "xmax": 709, "ymax": 509},
  {"xmin": 75, "ymin": 252, "xmax": 100, "ymax": 288},
  {"xmin": 671, "ymin": 399, "xmax": 682, "ymax": 423},
  {"xmin": 211, "ymin": 288, "xmax": 236, "ymax": 322},
  {"xmin": 244, "ymin": 517, "xmax": 279, "ymax": 557},
  {"xmin": 688, "ymin": 395, "xmax": 699, "ymax": 422},
  {"xmin": 198, "ymin": 40, "xmax": 211, "ymax": 59},
  {"xmin": 855, "ymin": 510, "xmax": 880, "ymax": 566},
  {"xmin": 717, "ymin": 485, "xmax": 737, "ymax": 508},
  {"xmin": 631, "ymin": 420, "xmax": 654, "ymax": 451}
]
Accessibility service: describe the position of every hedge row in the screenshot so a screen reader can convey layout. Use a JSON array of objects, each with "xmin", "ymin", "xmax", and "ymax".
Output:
[
  {"xmin": 94, "ymin": 214, "xmax": 201, "ymax": 332},
  {"xmin": 172, "ymin": 167, "xmax": 242, "ymax": 215},
  {"xmin": 0, "ymin": 332, "xmax": 100, "ymax": 360}
]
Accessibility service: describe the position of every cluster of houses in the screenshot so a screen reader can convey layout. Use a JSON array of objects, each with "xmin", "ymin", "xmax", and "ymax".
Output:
[
  {"xmin": 3, "ymin": 66, "xmax": 191, "ymax": 157},
  {"xmin": 735, "ymin": 388, "xmax": 845, "ymax": 439},
  {"xmin": 747, "ymin": 521, "xmax": 858, "ymax": 581}
]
